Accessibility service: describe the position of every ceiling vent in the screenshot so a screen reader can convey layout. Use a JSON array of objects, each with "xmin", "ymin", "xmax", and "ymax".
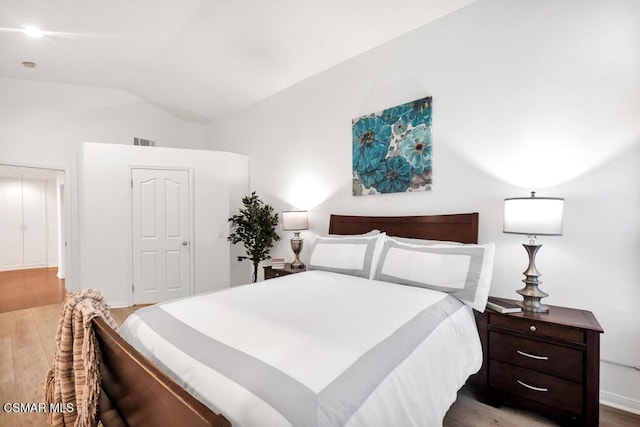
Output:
[{"xmin": 133, "ymin": 137, "xmax": 156, "ymax": 147}]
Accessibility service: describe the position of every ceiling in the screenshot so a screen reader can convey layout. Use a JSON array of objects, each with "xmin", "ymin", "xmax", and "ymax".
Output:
[{"xmin": 0, "ymin": 0, "xmax": 476, "ymax": 123}]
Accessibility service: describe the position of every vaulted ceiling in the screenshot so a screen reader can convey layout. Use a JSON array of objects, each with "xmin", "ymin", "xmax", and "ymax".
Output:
[{"xmin": 1, "ymin": 0, "xmax": 477, "ymax": 122}]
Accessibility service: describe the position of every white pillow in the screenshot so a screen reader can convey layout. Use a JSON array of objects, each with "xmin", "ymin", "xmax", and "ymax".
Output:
[
  {"xmin": 308, "ymin": 233, "xmax": 386, "ymax": 279},
  {"xmin": 374, "ymin": 237, "xmax": 495, "ymax": 312},
  {"xmin": 328, "ymin": 229, "xmax": 380, "ymax": 237}
]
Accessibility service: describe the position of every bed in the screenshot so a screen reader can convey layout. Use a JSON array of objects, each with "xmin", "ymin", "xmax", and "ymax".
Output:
[{"xmin": 94, "ymin": 212, "xmax": 491, "ymax": 427}]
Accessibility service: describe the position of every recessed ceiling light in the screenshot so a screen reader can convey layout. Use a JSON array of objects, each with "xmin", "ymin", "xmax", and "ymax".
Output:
[
  {"xmin": 22, "ymin": 61, "xmax": 37, "ymax": 68},
  {"xmin": 22, "ymin": 26, "xmax": 46, "ymax": 38}
]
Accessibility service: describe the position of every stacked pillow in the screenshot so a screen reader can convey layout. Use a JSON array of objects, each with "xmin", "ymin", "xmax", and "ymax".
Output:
[
  {"xmin": 307, "ymin": 231, "xmax": 385, "ymax": 279},
  {"xmin": 307, "ymin": 232, "xmax": 494, "ymax": 312}
]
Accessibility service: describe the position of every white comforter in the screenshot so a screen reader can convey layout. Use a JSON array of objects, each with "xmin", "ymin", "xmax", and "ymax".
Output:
[{"xmin": 121, "ymin": 270, "xmax": 482, "ymax": 426}]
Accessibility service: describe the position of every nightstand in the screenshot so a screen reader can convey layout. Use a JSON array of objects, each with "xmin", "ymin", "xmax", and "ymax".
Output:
[
  {"xmin": 474, "ymin": 301, "xmax": 603, "ymax": 426},
  {"xmin": 263, "ymin": 263, "xmax": 306, "ymax": 280}
]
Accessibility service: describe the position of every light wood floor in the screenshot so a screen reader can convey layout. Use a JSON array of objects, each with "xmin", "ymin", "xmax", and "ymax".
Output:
[
  {"xmin": 0, "ymin": 267, "xmax": 65, "ymax": 313},
  {"xmin": 1, "ymin": 302, "xmax": 638, "ymax": 427}
]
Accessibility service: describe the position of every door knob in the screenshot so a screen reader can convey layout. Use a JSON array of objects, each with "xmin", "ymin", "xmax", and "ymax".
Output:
[{"xmin": 182, "ymin": 241, "xmax": 188, "ymax": 246}]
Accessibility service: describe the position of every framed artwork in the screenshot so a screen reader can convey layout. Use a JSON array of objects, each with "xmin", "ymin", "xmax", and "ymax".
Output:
[{"xmin": 352, "ymin": 96, "xmax": 432, "ymax": 196}]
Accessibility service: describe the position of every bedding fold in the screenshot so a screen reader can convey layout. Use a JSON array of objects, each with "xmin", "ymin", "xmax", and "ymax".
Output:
[
  {"xmin": 131, "ymin": 294, "xmax": 463, "ymax": 426},
  {"xmin": 121, "ymin": 270, "xmax": 482, "ymax": 427}
]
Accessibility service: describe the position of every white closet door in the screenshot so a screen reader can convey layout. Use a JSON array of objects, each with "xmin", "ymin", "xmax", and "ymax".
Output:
[
  {"xmin": 0, "ymin": 178, "xmax": 24, "ymax": 270},
  {"xmin": 22, "ymin": 180, "xmax": 48, "ymax": 267},
  {"xmin": 0, "ymin": 178, "xmax": 48, "ymax": 271}
]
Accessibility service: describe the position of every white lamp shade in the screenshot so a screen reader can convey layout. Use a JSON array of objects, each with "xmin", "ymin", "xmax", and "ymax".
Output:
[
  {"xmin": 504, "ymin": 194, "xmax": 564, "ymax": 236},
  {"xmin": 282, "ymin": 210, "xmax": 308, "ymax": 231}
]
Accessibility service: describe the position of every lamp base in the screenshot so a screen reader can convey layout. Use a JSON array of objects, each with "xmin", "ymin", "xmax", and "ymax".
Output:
[
  {"xmin": 290, "ymin": 259, "xmax": 305, "ymax": 270},
  {"xmin": 290, "ymin": 234, "xmax": 305, "ymax": 270},
  {"xmin": 516, "ymin": 294, "xmax": 549, "ymax": 313},
  {"xmin": 516, "ymin": 243, "xmax": 549, "ymax": 313}
]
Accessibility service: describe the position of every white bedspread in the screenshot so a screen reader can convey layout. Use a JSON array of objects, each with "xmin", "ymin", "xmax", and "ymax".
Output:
[{"xmin": 121, "ymin": 270, "xmax": 482, "ymax": 426}]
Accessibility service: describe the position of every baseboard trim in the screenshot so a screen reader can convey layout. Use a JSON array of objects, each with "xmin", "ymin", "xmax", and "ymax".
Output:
[
  {"xmin": 601, "ymin": 391, "xmax": 640, "ymax": 415},
  {"xmin": 107, "ymin": 301, "xmax": 131, "ymax": 308},
  {"xmin": 0, "ymin": 265, "xmax": 50, "ymax": 273}
]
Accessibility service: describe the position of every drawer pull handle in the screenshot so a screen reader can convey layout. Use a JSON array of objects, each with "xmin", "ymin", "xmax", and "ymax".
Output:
[
  {"xmin": 517, "ymin": 350, "xmax": 549, "ymax": 361},
  {"xmin": 517, "ymin": 380, "xmax": 549, "ymax": 392},
  {"xmin": 529, "ymin": 325, "xmax": 537, "ymax": 332}
]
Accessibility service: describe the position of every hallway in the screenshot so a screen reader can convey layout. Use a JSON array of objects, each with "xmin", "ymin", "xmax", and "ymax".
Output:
[{"xmin": 0, "ymin": 268, "xmax": 65, "ymax": 313}]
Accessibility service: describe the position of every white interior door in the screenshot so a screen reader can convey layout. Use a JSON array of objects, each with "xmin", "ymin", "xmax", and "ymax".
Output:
[
  {"xmin": 0, "ymin": 178, "xmax": 24, "ymax": 270},
  {"xmin": 22, "ymin": 179, "xmax": 48, "ymax": 267},
  {"xmin": 0, "ymin": 178, "xmax": 48, "ymax": 271},
  {"xmin": 132, "ymin": 168, "xmax": 191, "ymax": 304}
]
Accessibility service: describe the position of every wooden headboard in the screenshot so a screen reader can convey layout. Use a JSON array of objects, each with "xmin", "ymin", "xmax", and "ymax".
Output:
[{"xmin": 329, "ymin": 213, "xmax": 479, "ymax": 244}]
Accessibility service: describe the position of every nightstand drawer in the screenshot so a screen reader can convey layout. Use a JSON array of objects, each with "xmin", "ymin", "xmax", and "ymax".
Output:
[
  {"xmin": 268, "ymin": 269, "xmax": 289, "ymax": 278},
  {"xmin": 490, "ymin": 332, "xmax": 583, "ymax": 382},
  {"xmin": 491, "ymin": 314, "xmax": 584, "ymax": 342},
  {"xmin": 489, "ymin": 360, "xmax": 583, "ymax": 414},
  {"xmin": 263, "ymin": 264, "xmax": 306, "ymax": 280}
]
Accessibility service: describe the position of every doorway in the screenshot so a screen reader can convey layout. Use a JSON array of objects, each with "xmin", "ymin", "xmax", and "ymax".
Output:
[
  {"xmin": 131, "ymin": 168, "xmax": 192, "ymax": 304},
  {"xmin": 0, "ymin": 164, "xmax": 68, "ymax": 311}
]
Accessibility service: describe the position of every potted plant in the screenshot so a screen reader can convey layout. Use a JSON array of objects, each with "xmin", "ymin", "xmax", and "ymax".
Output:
[{"xmin": 227, "ymin": 192, "xmax": 280, "ymax": 283}]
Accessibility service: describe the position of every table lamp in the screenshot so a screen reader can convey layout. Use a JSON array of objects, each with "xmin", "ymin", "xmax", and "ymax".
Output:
[
  {"xmin": 503, "ymin": 191, "xmax": 564, "ymax": 313},
  {"xmin": 282, "ymin": 210, "xmax": 308, "ymax": 269}
]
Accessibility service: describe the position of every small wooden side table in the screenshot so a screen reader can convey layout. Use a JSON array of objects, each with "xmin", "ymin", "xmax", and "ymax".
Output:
[
  {"xmin": 263, "ymin": 263, "xmax": 306, "ymax": 280},
  {"xmin": 474, "ymin": 301, "xmax": 603, "ymax": 426}
]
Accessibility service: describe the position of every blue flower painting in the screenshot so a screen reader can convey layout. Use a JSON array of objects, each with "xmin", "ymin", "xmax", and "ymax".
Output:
[{"xmin": 352, "ymin": 97, "xmax": 432, "ymax": 196}]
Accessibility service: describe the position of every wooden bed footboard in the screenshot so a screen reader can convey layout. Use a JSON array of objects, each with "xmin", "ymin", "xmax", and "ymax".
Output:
[{"xmin": 93, "ymin": 317, "xmax": 231, "ymax": 427}]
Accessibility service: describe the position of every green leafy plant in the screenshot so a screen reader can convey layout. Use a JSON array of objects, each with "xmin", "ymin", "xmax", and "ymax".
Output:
[{"xmin": 228, "ymin": 192, "xmax": 280, "ymax": 283}]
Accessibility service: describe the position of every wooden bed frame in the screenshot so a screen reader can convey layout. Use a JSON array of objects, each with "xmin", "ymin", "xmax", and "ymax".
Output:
[
  {"xmin": 93, "ymin": 212, "xmax": 479, "ymax": 426},
  {"xmin": 328, "ymin": 213, "xmax": 479, "ymax": 244}
]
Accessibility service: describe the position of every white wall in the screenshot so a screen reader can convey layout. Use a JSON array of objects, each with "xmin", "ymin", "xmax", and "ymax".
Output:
[
  {"xmin": 0, "ymin": 78, "xmax": 211, "ymax": 289},
  {"xmin": 56, "ymin": 171, "xmax": 66, "ymax": 278},
  {"xmin": 0, "ymin": 78, "xmax": 208, "ymax": 169},
  {"xmin": 45, "ymin": 178, "xmax": 58, "ymax": 268},
  {"xmin": 76, "ymin": 143, "xmax": 248, "ymax": 306},
  {"xmin": 207, "ymin": 0, "xmax": 640, "ymax": 412}
]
